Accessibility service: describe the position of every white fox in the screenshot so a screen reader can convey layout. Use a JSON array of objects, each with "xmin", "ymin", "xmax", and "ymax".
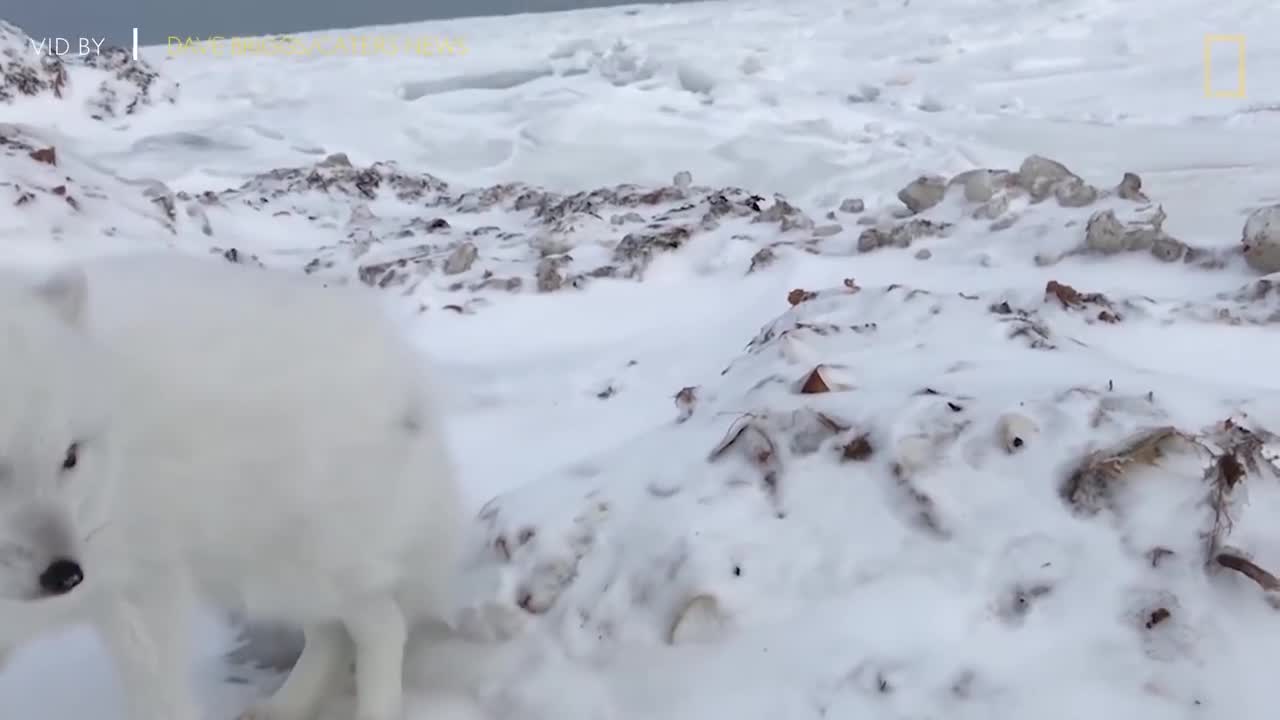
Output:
[{"xmin": 0, "ymin": 253, "xmax": 464, "ymax": 720}]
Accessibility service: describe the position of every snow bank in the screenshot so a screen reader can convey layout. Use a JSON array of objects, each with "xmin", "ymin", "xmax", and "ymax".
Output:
[
  {"xmin": 8, "ymin": 119, "xmax": 1277, "ymax": 320},
  {"xmin": 414, "ymin": 156, "xmax": 1280, "ymax": 719},
  {"xmin": 462, "ymin": 269, "xmax": 1280, "ymax": 717},
  {"xmin": 0, "ymin": 123, "xmax": 185, "ymax": 262}
]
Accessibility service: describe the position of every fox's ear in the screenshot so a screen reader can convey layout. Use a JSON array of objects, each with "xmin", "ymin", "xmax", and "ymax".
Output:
[{"xmin": 32, "ymin": 265, "xmax": 89, "ymax": 327}]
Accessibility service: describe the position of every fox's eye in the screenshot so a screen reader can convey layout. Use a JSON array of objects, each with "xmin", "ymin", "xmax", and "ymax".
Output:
[{"xmin": 61, "ymin": 443, "xmax": 79, "ymax": 471}]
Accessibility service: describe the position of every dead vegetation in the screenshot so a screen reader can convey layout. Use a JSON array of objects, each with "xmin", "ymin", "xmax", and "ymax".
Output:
[
  {"xmin": 1201, "ymin": 420, "xmax": 1280, "ymax": 579},
  {"xmin": 889, "ymin": 463, "xmax": 949, "ymax": 538},
  {"xmin": 788, "ymin": 409, "xmax": 849, "ymax": 455},
  {"xmin": 1146, "ymin": 546, "xmax": 1175, "ymax": 568},
  {"xmin": 708, "ymin": 414, "xmax": 785, "ymax": 517},
  {"xmin": 788, "ymin": 288, "xmax": 817, "ymax": 306},
  {"xmin": 1144, "ymin": 606, "xmax": 1171, "ymax": 629},
  {"xmin": 706, "ymin": 408, "xmax": 857, "ymax": 517},
  {"xmin": 1215, "ymin": 553, "xmax": 1280, "ymax": 592},
  {"xmin": 674, "ymin": 386, "xmax": 698, "ymax": 422},
  {"xmin": 1060, "ymin": 426, "xmax": 1194, "ymax": 514},
  {"xmin": 799, "ymin": 366, "xmax": 832, "ymax": 393},
  {"xmin": 1061, "ymin": 418, "xmax": 1280, "ymax": 597},
  {"xmin": 668, "ymin": 593, "xmax": 730, "ymax": 645},
  {"xmin": 747, "ymin": 247, "xmax": 777, "ymax": 273},
  {"xmin": 796, "ymin": 364, "xmax": 854, "ymax": 394},
  {"xmin": 1189, "ymin": 277, "xmax": 1280, "ymax": 326},
  {"xmin": 482, "ymin": 389, "xmax": 1280, "ymax": 629},
  {"xmin": 1044, "ymin": 280, "xmax": 1121, "ymax": 323},
  {"xmin": 989, "ymin": 301, "xmax": 1056, "ymax": 349},
  {"xmin": 841, "ymin": 433, "xmax": 874, "ymax": 461},
  {"xmin": 27, "ymin": 146, "xmax": 55, "ymax": 165}
]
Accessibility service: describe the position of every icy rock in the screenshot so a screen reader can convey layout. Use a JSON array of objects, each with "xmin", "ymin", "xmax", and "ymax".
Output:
[
  {"xmin": 847, "ymin": 84, "xmax": 881, "ymax": 103},
  {"xmin": 1016, "ymin": 154, "xmax": 1095, "ymax": 204},
  {"xmin": 857, "ymin": 218, "xmax": 950, "ymax": 252},
  {"xmin": 532, "ymin": 232, "xmax": 573, "ymax": 257},
  {"xmin": 747, "ymin": 247, "xmax": 777, "ymax": 273},
  {"xmin": 990, "ymin": 214, "xmax": 1019, "ymax": 232},
  {"xmin": 536, "ymin": 257, "xmax": 565, "ymax": 292},
  {"xmin": 839, "ymin": 197, "xmax": 865, "ymax": 214},
  {"xmin": 443, "ymin": 242, "xmax": 478, "ymax": 274},
  {"xmin": 610, "ymin": 211, "xmax": 645, "ymax": 225},
  {"xmin": 1129, "ymin": 206, "xmax": 1169, "ymax": 249},
  {"xmin": 348, "ymin": 204, "xmax": 378, "ymax": 227},
  {"xmin": 949, "ymin": 169, "xmax": 1013, "ymax": 203},
  {"xmin": 1084, "ymin": 211, "xmax": 1127, "ymax": 254},
  {"xmin": 1052, "ymin": 175, "xmax": 1098, "ymax": 208},
  {"xmin": 782, "ymin": 214, "xmax": 814, "ymax": 233},
  {"xmin": 756, "ymin": 198, "xmax": 798, "ymax": 223},
  {"xmin": 918, "ymin": 95, "xmax": 945, "ymax": 112},
  {"xmin": 1242, "ymin": 205, "xmax": 1280, "ymax": 274},
  {"xmin": 185, "ymin": 203, "xmax": 213, "ymax": 236},
  {"xmin": 1117, "ymin": 172, "xmax": 1148, "ymax": 202},
  {"xmin": 1017, "ymin": 155, "xmax": 1073, "ymax": 190},
  {"xmin": 856, "ymin": 229, "xmax": 886, "ymax": 252},
  {"xmin": 898, "ymin": 174, "xmax": 947, "ymax": 213},
  {"xmin": 320, "ymin": 152, "xmax": 352, "ymax": 168},
  {"xmin": 972, "ymin": 193, "xmax": 1010, "ymax": 220},
  {"xmin": 1084, "ymin": 207, "xmax": 1169, "ymax": 255},
  {"xmin": 753, "ymin": 198, "xmax": 815, "ymax": 232},
  {"xmin": 676, "ymin": 63, "xmax": 716, "ymax": 94},
  {"xmin": 1150, "ymin": 235, "xmax": 1186, "ymax": 263}
]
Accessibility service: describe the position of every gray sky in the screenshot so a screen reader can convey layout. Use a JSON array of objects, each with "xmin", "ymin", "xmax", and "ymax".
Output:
[{"xmin": 8, "ymin": 0, "xmax": 684, "ymax": 48}]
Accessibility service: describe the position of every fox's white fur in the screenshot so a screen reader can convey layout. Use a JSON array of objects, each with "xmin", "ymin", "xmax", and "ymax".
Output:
[{"xmin": 0, "ymin": 254, "xmax": 464, "ymax": 720}]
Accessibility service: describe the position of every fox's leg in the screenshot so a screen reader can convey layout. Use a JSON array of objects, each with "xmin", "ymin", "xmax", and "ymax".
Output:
[
  {"xmin": 343, "ymin": 596, "xmax": 408, "ymax": 720},
  {"xmin": 239, "ymin": 622, "xmax": 350, "ymax": 720}
]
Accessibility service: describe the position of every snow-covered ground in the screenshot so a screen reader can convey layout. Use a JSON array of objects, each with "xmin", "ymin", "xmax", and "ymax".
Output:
[{"xmin": 3, "ymin": 0, "xmax": 1280, "ymax": 717}]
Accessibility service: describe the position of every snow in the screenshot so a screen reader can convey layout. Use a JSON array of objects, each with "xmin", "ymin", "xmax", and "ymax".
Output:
[{"xmin": 3, "ymin": 0, "xmax": 1280, "ymax": 718}]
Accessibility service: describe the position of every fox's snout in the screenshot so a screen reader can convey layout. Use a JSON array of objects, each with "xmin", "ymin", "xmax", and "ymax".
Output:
[
  {"xmin": 0, "ymin": 503, "xmax": 87, "ymax": 600},
  {"xmin": 37, "ymin": 558, "xmax": 84, "ymax": 596}
]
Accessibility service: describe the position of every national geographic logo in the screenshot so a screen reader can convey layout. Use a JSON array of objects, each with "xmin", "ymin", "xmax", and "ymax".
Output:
[
  {"xmin": 1203, "ymin": 34, "xmax": 1246, "ymax": 98},
  {"xmin": 161, "ymin": 32, "xmax": 467, "ymax": 58}
]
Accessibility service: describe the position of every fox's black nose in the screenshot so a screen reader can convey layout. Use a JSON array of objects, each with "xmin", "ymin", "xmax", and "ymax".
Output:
[{"xmin": 39, "ymin": 558, "xmax": 84, "ymax": 595}]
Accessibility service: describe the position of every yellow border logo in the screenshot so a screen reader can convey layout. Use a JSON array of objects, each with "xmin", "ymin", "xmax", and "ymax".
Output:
[{"xmin": 1204, "ymin": 34, "xmax": 1246, "ymax": 98}]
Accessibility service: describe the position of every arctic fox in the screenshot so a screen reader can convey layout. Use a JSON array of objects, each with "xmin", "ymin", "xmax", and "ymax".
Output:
[{"xmin": 0, "ymin": 253, "xmax": 464, "ymax": 720}]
